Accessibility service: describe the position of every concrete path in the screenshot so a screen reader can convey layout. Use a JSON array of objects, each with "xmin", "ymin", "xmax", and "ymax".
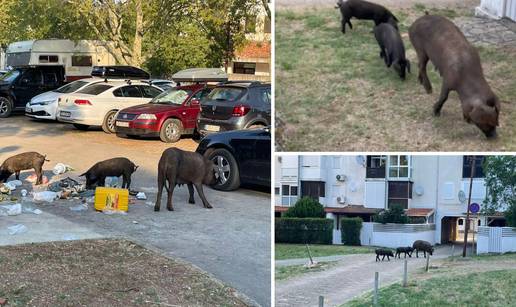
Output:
[
  {"xmin": 276, "ymin": 255, "xmax": 348, "ymax": 267},
  {"xmin": 275, "ymin": 245, "xmax": 455, "ymax": 307},
  {"xmin": 456, "ymin": 16, "xmax": 516, "ymax": 47}
]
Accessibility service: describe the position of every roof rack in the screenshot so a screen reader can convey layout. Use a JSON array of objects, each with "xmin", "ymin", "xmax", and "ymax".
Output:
[
  {"xmin": 220, "ymin": 80, "xmax": 266, "ymax": 86},
  {"xmin": 92, "ymin": 66, "xmax": 150, "ymax": 80}
]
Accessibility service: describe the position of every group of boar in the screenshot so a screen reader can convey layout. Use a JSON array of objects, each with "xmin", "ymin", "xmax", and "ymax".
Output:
[
  {"xmin": 336, "ymin": 0, "xmax": 500, "ymax": 138},
  {"xmin": 375, "ymin": 240, "xmax": 434, "ymax": 261},
  {"xmin": 0, "ymin": 149, "xmax": 220, "ymax": 211}
]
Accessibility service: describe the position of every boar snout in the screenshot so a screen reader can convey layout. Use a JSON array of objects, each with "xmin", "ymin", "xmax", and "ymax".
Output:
[{"xmin": 483, "ymin": 127, "xmax": 497, "ymax": 139}]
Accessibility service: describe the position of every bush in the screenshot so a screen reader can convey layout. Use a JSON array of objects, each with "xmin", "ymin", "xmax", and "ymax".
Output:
[
  {"xmin": 341, "ymin": 217, "xmax": 362, "ymax": 246},
  {"xmin": 374, "ymin": 204, "xmax": 409, "ymax": 224},
  {"xmin": 275, "ymin": 218, "xmax": 333, "ymax": 244},
  {"xmin": 284, "ymin": 197, "xmax": 325, "ymax": 218}
]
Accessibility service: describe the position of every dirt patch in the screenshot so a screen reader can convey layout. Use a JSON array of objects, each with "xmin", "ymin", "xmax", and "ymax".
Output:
[{"xmin": 0, "ymin": 239, "xmax": 248, "ymax": 306}]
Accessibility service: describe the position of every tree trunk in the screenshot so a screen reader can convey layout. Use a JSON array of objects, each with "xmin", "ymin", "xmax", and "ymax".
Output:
[{"xmin": 132, "ymin": 0, "xmax": 144, "ymax": 67}]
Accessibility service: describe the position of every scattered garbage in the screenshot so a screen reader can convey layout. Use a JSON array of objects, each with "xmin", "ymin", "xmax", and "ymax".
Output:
[
  {"xmin": 145, "ymin": 201, "xmax": 154, "ymax": 206},
  {"xmin": 70, "ymin": 203, "xmax": 88, "ymax": 212},
  {"xmin": 53, "ymin": 163, "xmax": 75, "ymax": 175},
  {"xmin": 21, "ymin": 189, "xmax": 28, "ymax": 197},
  {"xmin": 0, "ymin": 203, "xmax": 22, "ymax": 216},
  {"xmin": 5, "ymin": 180, "xmax": 22, "ymax": 191},
  {"xmin": 22, "ymin": 206, "xmax": 42, "ymax": 215},
  {"xmin": 136, "ymin": 192, "xmax": 147, "ymax": 200},
  {"xmin": 105, "ymin": 176, "xmax": 121, "ymax": 188},
  {"xmin": 132, "ymin": 220, "xmax": 139, "ymax": 224},
  {"xmin": 33, "ymin": 191, "xmax": 59, "ymax": 202},
  {"xmin": 0, "ymin": 184, "xmax": 11, "ymax": 195},
  {"xmin": 102, "ymin": 209, "xmax": 127, "ymax": 215},
  {"xmin": 8, "ymin": 224, "xmax": 28, "ymax": 235},
  {"xmin": 26, "ymin": 174, "xmax": 49, "ymax": 184}
]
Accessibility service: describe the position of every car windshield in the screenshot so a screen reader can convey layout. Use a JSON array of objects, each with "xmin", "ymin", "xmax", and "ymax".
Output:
[
  {"xmin": 0, "ymin": 70, "xmax": 21, "ymax": 83},
  {"xmin": 207, "ymin": 87, "xmax": 244, "ymax": 102},
  {"xmin": 77, "ymin": 83, "xmax": 113, "ymax": 95},
  {"xmin": 151, "ymin": 88, "xmax": 192, "ymax": 105},
  {"xmin": 54, "ymin": 80, "xmax": 90, "ymax": 93}
]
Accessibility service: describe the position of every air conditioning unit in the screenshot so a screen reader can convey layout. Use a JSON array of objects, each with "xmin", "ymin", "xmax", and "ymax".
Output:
[
  {"xmin": 337, "ymin": 196, "xmax": 346, "ymax": 204},
  {"xmin": 336, "ymin": 174, "xmax": 347, "ymax": 182}
]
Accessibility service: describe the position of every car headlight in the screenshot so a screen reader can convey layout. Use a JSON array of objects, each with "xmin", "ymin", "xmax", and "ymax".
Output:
[
  {"xmin": 137, "ymin": 114, "xmax": 157, "ymax": 120},
  {"xmin": 33, "ymin": 100, "xmax": 55, "ymax": 105}
]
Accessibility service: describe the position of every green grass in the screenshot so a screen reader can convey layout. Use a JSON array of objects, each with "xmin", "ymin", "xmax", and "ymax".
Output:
[
  {"xmin": 344, "ymin": 269, "xmax": 516, "ymax": 306},
  {"xmin": 276, "ymin": 261, "xmax": 337, "ymax": 281},
  {"xmin": 452, "ymin": 252, "xmax": 516, "ymax": 262},
  {"xmin": 275, "ymin": 244, "xmax": 374, "ymax": 260},
  {"xmin": 275, "ymin": 7, "xmax": 516, "ymax": 151}
]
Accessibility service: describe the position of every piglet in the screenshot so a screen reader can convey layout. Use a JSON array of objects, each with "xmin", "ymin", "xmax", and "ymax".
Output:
[
  {"xmin": 374, "ymin": 22, "xmax": 410, "ymax": 79},
  {"xmin": 80, "ymin": 157, "xmax": 138, "ymax": 190},
  {"xmin": 336, "ymin": 0, "xmax": 398, "ymax": 34},
  {"xmin": 0, "ymin": 152, "xmax": 48, "ymax": 185},
  {"xmin": 154, "ymin": 148, "xmax": 219, "ymax": 212}
]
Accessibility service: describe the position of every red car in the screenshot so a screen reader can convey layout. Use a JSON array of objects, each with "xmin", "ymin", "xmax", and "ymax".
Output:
[{"xmin": 115, "ymin": 84, "xmax": 212, "ymax": 142}]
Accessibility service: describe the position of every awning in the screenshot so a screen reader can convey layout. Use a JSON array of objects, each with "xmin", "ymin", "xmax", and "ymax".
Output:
[
  {"xmin": 405, "ymin": 208, "xmax": 434, "ymax": 217},
  {"xmin": 275, "ymin": 206, "xmax": 289, "ymax": 213},
  {"xmin": 324, "ymin": 205, "xmax": 381, "ymax": 215}
]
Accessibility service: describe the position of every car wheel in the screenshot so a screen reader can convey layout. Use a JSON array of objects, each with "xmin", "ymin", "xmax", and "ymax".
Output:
[
  {"xmin": 73, "ymin": 124, "xmax": 90, "ymax": 131},
  {"xmin": 0, "ymin": 97, "xmax": 13, "ymax": 118},
  {"xmin": 247, "ymin": 123, "xmax": 266, "ymax": 129},
  {"xmin": 160, "ymin": 119, "xmax": 183, "ymax": 143},
  {"xmin": 209, "ymin": 148, "xmax": 240, "ymax": 191},
  {"xmin": 102, "ymin": 110, "xmax": 118, "ymax": 134}
]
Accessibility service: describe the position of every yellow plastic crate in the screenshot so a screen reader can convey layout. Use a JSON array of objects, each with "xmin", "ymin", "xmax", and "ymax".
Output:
[{"xmin": 94, "ymin": 187, "xmax": 129, "ymax": 212}]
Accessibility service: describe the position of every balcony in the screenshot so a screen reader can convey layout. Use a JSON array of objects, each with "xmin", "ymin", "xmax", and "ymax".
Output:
[{"xmin": 366, "ymin": 167, "xmax": 386, "ymax": 179}]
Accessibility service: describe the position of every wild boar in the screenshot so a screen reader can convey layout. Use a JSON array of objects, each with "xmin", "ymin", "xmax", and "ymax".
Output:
[
  {"xmin": 80, "ymin": 157, "xmax": 138, "ymax": 190},
  {"xmin": 0, "ymin": 152, "xmax": 48, "ymax": 185},
  {"xmin": 374, "ymin": 22, "xmax": 410, "ymax": 79},
  {"xmin": 412, "ymin": 240, "xmax": 434, "ymax": 258},
  {"xmin": 409, "ymin": 14, "xmax": 500, "ymax": 138},
  {"xmin": 154, "ymin": 148, "xmax": 219, "ymax": 212},
  {"xmin": 375, "ymin": 248, "xmax": 394, "ymax": 261},
  {"xmin": 395, "ymin": 246, "xmax": 414, "ymax": 258},
  {"xmin": 336, "ymin": 0, "xmax": 398, "ymax": 34}
]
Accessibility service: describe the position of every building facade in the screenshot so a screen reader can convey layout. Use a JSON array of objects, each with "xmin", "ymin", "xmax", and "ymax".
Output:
[{"xmin": 275, "ymin": 155, "xmax": 505, "ymax": 244}]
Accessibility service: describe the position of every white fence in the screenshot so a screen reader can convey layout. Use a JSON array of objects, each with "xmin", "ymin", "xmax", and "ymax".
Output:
[
  {"xmin": 477, "ymin": 226, "xmax": 516, "ymax": 254},
  {"xmin": 333, "ymin": 222, "xmax": 436, "ymax": 248}
]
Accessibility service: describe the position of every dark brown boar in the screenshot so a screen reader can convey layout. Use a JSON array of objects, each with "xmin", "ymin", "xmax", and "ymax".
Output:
[
  {"xmin": 0, "ymin": 152, "xmax": 48, "ymax": 185},
  {"xmin": 336, "ymin": 0, "xmax": 398, "ymax": 34},
  {"xmin": 412, "ymin": 240, "xmax": 434, "ymax": 258},
  {"xmin": 409, "ymin": 14, "xmax": 500, "ymax": 138},
  {"xmin": 80, "ymin": 157, "xmax": 138, "ymax": 190},
  {"xmin": 154, "ymin": 148, "xmax": 219, "ymax": 212}
]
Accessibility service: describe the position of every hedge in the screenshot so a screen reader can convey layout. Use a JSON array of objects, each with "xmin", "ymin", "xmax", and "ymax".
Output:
[
  {"xmin": 283, "ymin": 197, "xmax": 325, "ymax": 218},
  {"xmin": 275, "ymin": 218, "xmax": 333, "ymax": 244},
  {"xmin": 341, "ymin": 217, "xmax": 362, "ymax": 246}
]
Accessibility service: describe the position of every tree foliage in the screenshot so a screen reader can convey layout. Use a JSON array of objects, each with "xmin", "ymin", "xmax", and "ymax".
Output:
[
  {"xmin": 374, "ymin": 204, "xmax": 409, "ymax": 224},
  {"xmin": 284, "ymin": 197, "xmax": 325, "ymax": 218},
  {"xmin": 482, "ymin": 156, "xmax": 516, "ymax": 225}
]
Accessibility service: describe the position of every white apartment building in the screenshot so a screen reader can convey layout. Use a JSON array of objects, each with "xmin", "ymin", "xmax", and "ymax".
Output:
[{"xmin": 275, "ymin": 155, "xmax": 506, "ymax": 244}]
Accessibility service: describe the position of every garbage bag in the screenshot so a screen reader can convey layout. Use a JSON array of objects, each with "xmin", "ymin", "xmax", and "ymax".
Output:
[
  {"xmin": 0, "ymin": 203, "xmax": 22, "ymax": 216},
  {"xmin": 53, "ymin": 163, "xmax": 74, "ymax": 175},
  {"xmin": 8, "ymin": 224, "xmax": 27, "ymax": 235},
  {"xmin": 33, "ymin": 191, "xmax": 59, "ymax": 202}
]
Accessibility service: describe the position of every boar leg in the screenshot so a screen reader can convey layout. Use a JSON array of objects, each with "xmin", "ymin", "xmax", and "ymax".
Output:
[
  {"xmin": 15, "ymin": 171, "xmax": 20, "ymax": 180},
  {"xmin": 154, "ymin": 172, "xmax": 166, "ymax": 212},
  {"xmin": 416, "ymin": 53, "xmax": 432, "ymax": 93},
  {"xmin": 122, "ymin": 173, "xmax": 131, "ymax": 190},
  {"xmin": 98, "ymin": 176, "xmax": 106, "ymax": 187},
  {"xmin": 187, "ymin": 183, "xmax": 195, "ymax": 204},
  {"xmin": 166, "ymin": 177, "xmax": 176, "ymax": 211},
  {"xmin": 194, "ymin": 183, "xmax": 212, "ymax": 209},
  {"xmin": 34, "ymin": 165, "xmax": 43, "ymax": 185},
  {"xmin": 433, "ymin": 83, "xmax": 450, "ymax": 116}
]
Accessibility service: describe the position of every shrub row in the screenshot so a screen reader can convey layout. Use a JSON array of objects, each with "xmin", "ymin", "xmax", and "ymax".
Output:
[
  {"xmin": 275, "ymin": 218, "xmax": 333, "ymax": 244},
  {"xmin": 340, "ymin": 217, "xmax": 363, "ymax": 246}
]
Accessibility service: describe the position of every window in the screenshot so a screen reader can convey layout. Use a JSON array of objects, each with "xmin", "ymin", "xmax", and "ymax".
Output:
[
  {"xmin": 113, "ymin": 86, "xmax": 142, "ymax": 98},
  {"xmin": 54, "ymin": 80, "xmax": 90, "ymax": 93},
  {"xmin": 462, "ymin": 156, "xmax": 485, "ymax": 178},
  {"xmin": 152, "ymin": 89, "xmax": 192, "ymax": 105},
  {"xmin": 207, "ymin": 87, "xmax": 245, "ymax": 102},
  {"xmin": 39, "ymin": 55, "xmax": 58, "ymax": 63},
  {"xmin": 388, "ymin": 155, "xmax": 410, "ymax": 178},
  {"xmin": 387, "ymin": 181, "xmax": 412, "ymax": 209},
  {"xmin": 366, "ymin": 155, "xmax": 386, "ymax": 178},
  {"xmin": 43, "ymin": 72, "xmax": 58, "ymax": 85},
  {"xmin": 72, "ymin": 55, "xmax": 93, "ymax": 67},
  {"xmin": 21, "ymin": 70, "xmax": 42, "ymax": 85},
  {"xmin": 258, "ymin": 88, "xmax": 271, "ymax": 105},
  {"xmin": 301, "ymin": 181, "xmax": 325, "ymax": 200},
  {"xmin": 78, "ymin": 84, "xmax": 113, "ymax": 95},
  {"xmin": 275, "ymin": 187, "xmax": 280, "ymax": 195},
  {"xmin": 139, "ymin": 86, "xmax": 162, "ymax": 98},
  {"xmin": 192, "ymin": 88, "xmax": 212, "ymax": 102},
  {"xmin": 264, "ymin": 17, "xmax": 271, "ymax": 33},
  {"xmin": 233, "ymin": 62, "xmax": 256, "ymax": 75},
  {"xmin": 281, "ymin": 184, "xmax": 298, "ymax": 206}
]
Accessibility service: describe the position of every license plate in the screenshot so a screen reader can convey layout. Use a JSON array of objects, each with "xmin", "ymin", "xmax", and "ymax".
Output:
[
  {"xmin": 26, "ymin": 107, "xmax": 32, "ymax": 113},
  {"xmin": 116, "ymin": 121, "xmax": 130, "ymax": 127},
  {"xmin": 205, "ymin": 125, "xmax": 220, "ymax": 132},
  {"xmin": 60, "ymin": 111, "xmax": 71, "ymax": 117}
]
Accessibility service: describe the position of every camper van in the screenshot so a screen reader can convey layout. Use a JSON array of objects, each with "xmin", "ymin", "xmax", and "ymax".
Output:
[{"xmin": 0, "ymin": 40, "xmax": 116, "ymax": 117}]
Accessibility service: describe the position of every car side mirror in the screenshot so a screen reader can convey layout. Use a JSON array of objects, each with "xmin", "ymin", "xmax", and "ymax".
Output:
[{"xmin": 190, "ymin": 98, "xmax": 200, "ymax": 106}]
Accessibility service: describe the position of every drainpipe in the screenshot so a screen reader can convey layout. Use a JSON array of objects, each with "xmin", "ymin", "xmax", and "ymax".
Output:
[{"xmin": 435, "ymin": 156, "xmax": 440, "ymax": 241}]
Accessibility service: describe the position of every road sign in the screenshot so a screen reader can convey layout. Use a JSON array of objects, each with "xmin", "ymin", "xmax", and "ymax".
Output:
[{"xmin": 469, "ymin": 203, "xmax": 480, "ymax": 214}]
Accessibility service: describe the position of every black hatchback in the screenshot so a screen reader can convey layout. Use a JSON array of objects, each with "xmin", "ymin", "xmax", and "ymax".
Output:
[{"xmin": 196, "ymin": 81, "xmax": 271, "ymax": 136}]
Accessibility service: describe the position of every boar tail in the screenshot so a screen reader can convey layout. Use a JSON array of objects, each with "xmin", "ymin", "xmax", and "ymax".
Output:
[
  {"xmin": 134, "ymin": 165, "xmax": 139, "ymax": 172},
  {"xmin": 44, "ymin": 155, "xmax": 50, "ymax": 162},
  {"xmin": 425, "ymin": 11, "xmax": 429, "ymax": 15}
]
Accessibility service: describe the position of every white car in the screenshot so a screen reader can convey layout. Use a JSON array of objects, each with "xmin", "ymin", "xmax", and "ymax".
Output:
[
  {"xmin": 25, "ymin": 78, "xmax": 105, "ymax": 120},
  {"xmin": 57, "ymin": 80, "xmax": 163, "ymax": 133}
]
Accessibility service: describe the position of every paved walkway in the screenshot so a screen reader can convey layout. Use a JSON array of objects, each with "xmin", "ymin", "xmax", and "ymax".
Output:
[
  {"xmin": 276, "ymin": 255, "xmax": 349, "ymax": 267},
  {"xmin": 275, "ymin": 245, "xmax": 456, "ymax": 307},
  {"xmin": 455, "ymin": 16, "xmax": 516, "ymax": 47}
]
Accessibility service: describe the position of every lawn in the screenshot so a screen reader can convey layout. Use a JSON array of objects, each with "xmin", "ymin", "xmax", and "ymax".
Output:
[
  {"xmin": 344, "ymin": 269, "xmax": 516, "ymax": 306},
  {"xmin": 275, "ymin": 243, "xmax": 374, "ymax": 260},
  {"xmin": 276, "ymin": 261, "xmax": 337, "ymax": 281},
  {"xmin": 0, "ymin": 239, "xmax": 247, "ymax": 306},
  {"xmin": 275, "ymin": 3, "xmax": 516, "ymax": 151}
]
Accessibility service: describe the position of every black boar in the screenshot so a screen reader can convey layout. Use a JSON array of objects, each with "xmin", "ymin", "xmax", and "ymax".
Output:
[
  {"xmin": 395, "ymin": 246, "xmax": 414, "ymax": 258},
  {"xmin": 80, "ymin": 157, "xmax": 138, "ymax": 190},
  {"xmin": 409, "ymin": 14, "xmax": 500, "ymax": 138},
  {"xmin": 0, "ymin": 152, "xmax": 48, "ymax": 185},
  {"xmin": 374, "ymin": 22, "xmax": 410, "ymax": 79},
  {"xmin": 412, "ymin": 240, "xmax": 434, "ymax": 258},
  {"xmin": 154, "ymin": 148, "xmax": 219, "ymax": 212},
  {"xmin": 375, "ymin": 248, "xmax": 394, "ymax": 261},
  {"xmin": 336, "ymin": 0, "xmax": 398, "ymax": 34}
]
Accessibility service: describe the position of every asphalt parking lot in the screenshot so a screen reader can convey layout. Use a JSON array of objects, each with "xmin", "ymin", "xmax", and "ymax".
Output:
[{"xmin": 0, "ymin": 115, "xmax": 271, "ymax": 306}]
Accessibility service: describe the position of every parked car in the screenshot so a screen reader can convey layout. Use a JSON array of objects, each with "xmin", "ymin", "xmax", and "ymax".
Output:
[
  {"xmin": 115, "ymin": 84, "xmax": 212, "ymax": 142},
  {"xmin": 0, "ymin": 66, "xmax": 65, "ymax": 117},
  {"xmin": 196, "ymin": 127, "xmax": 271, "ymax": 191},
  {"xmin": 144, "ymin": 79, "xmax": 176, "ymax": 91},
  {"xmin": 57, "ymin": 80, "xmax": 163, "ymax": 133},
  {"xmin": 25, "ymin": 78, "xmax": 105, "ymax": 120},
  {"xmin": 197, "ymin": 81, "xmax": 271, "ymax": 136},
  {"xmin": 0, "ymin": 70, "xmax": 7, "ymax": 77}
]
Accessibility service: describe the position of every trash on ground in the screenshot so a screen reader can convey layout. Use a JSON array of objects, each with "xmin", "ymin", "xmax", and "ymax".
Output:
[
  {"xmin": 22, "ymin": 206, "xmax": 43, "ymax": 215},
  {"xmin": 102, "ymin": 209, "xmax": 128, "ymax": 215},
  {"xmin": 8, "ymin": 224, "xmax": 28, "ymax": 235},
  {"xmin": 94, "ymin": 187, "xmax": 129, "ymax": 212},
  {"xmin": 136, "ymin": 192, "xmax": 147, "ymax": 200},
  {"xmin": 129, "ymin": 190, "xmax": 138, "ymax": 196},
  {"xmin": 132, "ymin": 220, "xmax": 138, "ymax": 224},
  {"xmin": 70, "ymin": 203, "xmax": 88, "ymax": 212},
  {"xmin": 105, "ymin": 176, "xmax": 121, "ymax": 188},
  {"xmin": 53, "ymin": 163, "xmax": 75, "ymax": 175},
  {"xmin": 26, "ymin": 174, "xmax": 49, "ymax": 184},
  {"xmin": 0, "ymin": 203, "xmax": 22, "ymax": 216},
  {"xmin": 0, "ymin": 184, "xmax": 11, "ymax": 194},
  {"xmin": 145, "ymin": 201, "xmax": 154, "ymax": 206},
  {"xmin": 33, "ymin": 191, "xmax": 59, "ymax": 202},
  {"xmin": 48, "ymin": 177, "xmax": 85, "ymax": 198},
  {"xmin": 21, "ymin": 189, "xmax": 28, "ymax": 197},
  {"xmin": 5, "ymin": 180, "xmax": 22, "ymax": 190}
]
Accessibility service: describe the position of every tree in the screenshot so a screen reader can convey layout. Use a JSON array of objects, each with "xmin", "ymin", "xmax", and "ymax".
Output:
[
  {"xmin": 374, "ymin": 204, "xmax": 409, "ymax": 224},
  {"xmin": 284, "ymin": 197, "xmax": 325, "ymax": 218},
  {"xmin": 482, "ymin": 156, "xmax": 516, "ymax": 226}
]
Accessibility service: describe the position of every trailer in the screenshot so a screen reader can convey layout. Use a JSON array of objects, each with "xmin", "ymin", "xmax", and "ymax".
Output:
[{"xmin": 5, "ymin": 39, "xmax": 116, "ymax": 82}]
